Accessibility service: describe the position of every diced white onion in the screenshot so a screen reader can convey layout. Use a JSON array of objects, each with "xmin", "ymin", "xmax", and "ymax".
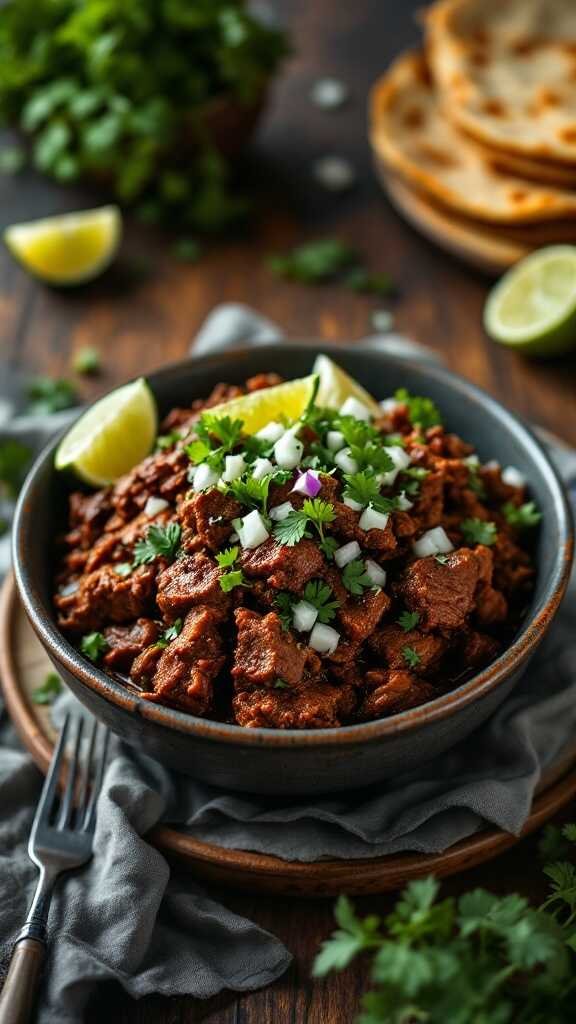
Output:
[
  {"xmin": 292, "ymin": 600, "xmax": 318, "ymax": 632},
  {"xmin": 412, "ymin": 526, "xmax": 454, "ymax": 558},
  {"xmin": 379, "ymin": 444, "xmax": 412, "ymax": 487},
  {"xmin": 364, "ymin": 559, "xmax": 387, "ymax": 588},
  {"xmin": 269, "ymin": 501, "xmax": 293, "ymax": 522},
  {"xmin": 326, "ymin": 430, "xmax": 345, "ymax": 452},
  {"xmin": 484, "ymin": 459, "xmax": 500, "ymax": 470},
  {"xmin": 252, "ymin": 457, "xmax": 274, "ymax": 481},
  {"xmin": 274, "ymin": 429, "xmax": 303, "ymax": 470},
  {"xmin": 343, "ymin": 495, "xmax": 363, "ymax": 511},
  {"xmin": 502, "ymin": 465, "xmax": 526, "ymax": 488},
  {"xmin": 334, "ymin": 447, "xmax": 359, "ymax": 475},
  {"xmin": 144, "ymin": 496, "xmax": 169, "ymax": 517},
  {"xmin": 222, "ymin": 454, "xmax": 246, "ymax": 482},
  {"xmin": 192, "ymin": 464, "xmax": 220, "ymax": 492},
  {"xmin": 256, "ymin": 421, "xmax": 285, "ymax": 443},
  {"xmin": 238, "ymin": 509, "xmax": 270, "ymax": 550},
  {"xmin": 379, "ymin": 398, "xmax": 400, "ymax": 414},
  {"xmin": 339, "ymin": 396, "xmax": 372, "ymax": 422},
  {"xmin": 397, "ymin": 491, "xmax": 413, "ymax": 511},
  {"xmin": 359, "ymin": 505, "xmax": 390, "ymax": 532},
  {"xmin": 334, "ymin": 540, "xmax": 361, "ymax": 568},
  {"xmin": 464, "ymin": 454, "xmax": 479, "ymax": 467},
  {"xmin": 309, "ymin": 623, "xmax": 340, "ymax": 654},
  {"xmin": 59, "ymin": 580, "xmax": 79, "ymax": 597}
]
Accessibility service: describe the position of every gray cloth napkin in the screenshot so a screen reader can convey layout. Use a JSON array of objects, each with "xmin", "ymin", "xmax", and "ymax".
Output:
[{"xmin": 1, "ymin": 306, "xmax": 575, "ymax": 1021}]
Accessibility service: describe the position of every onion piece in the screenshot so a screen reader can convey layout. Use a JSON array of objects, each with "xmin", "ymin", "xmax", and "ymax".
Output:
[
  {"xmin": 256, "ymin": 421, "xmax": 285, "ymax": 443},
  {"xmin": 343, "ymin": 495, "xmax": 363, "ymax": 511},
  {"xmin": 238, "ymin": 509, "xmax": 270, "ymax": 550},
  {"xmin": 270, "ymin": 501, "xmax": 293, "ymax": 522},
  {"xmin": 397, "ymin": 491, "xmax": 413, "ymax": 511},
  {"xmin": 340, "ymin": 396, "xmax": 372, "ymax": 422},
  {"xmin": 326, "ymin": 430, "xmax": 345, "ymax": 452},
  {"xmin": 334, "ymin": 447, "xmax": 359, "ymax": 475},
  {"xmin": 292, "ymin": 470, "xmax": 322, "ymax": 498},
  {"xmin": 484, "ymin": 459, "xmax": 500, "ymax": 470},
  {"xmin": 252, "ymin": 457, "xmax": 274, "ymax": 481},
  {"xmin": 309, "ymin": 622, "xmax": 340, "ymax": 654},
  {"xmin": 144, "ymin": 496, "xmax": 169, "ymax": 517},
  {"xmin": 380, "ymin": 444, "xmax": 412, "ymax": 486},
  {"xmin": 412, "ymin": 526, "xmax": 454, "ymax": 559},
  {"xmin": 364, "ymin": 559, "xmax": 387, "ymax": 588},
  {"xmin": 379, "ymin": 398, "xmax": 400, "ymax": 414},
  {"xmin": 359, "ymin": 505, "xmax": 389, "ymax": 532},
  {"xmin": 192, "ymin": 463, "xmax": 220, "ymax": 492},
  {"xmin": 222, "ymin": 454, "xmax": 246, "ymax": 483},
  {"xmin": 59, "ymin": 579, "xmax": 79, "ymax": 597},
  {"xmin": 292, "ymin": 600, "xmax": 318, "ymax": 632},
  {"xmin": 502, "ymin": 465, "xmax": 526, "ymax": 488},
  {"xmin": 334, "ymin": 540, "xmax": 361, "ymax": 568},
  {"xmin": 274, "ymin": 429, "xmax": 303, "ymax": 470}
]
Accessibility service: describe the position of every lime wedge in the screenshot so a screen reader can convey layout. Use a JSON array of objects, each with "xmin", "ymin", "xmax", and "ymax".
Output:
[
  {"xmin": 484, "ymin": 245, "xmax": 576, "ymax": 357},
  {"xmin": 4, "ymin": 205, "xmax": 121, "ymax": 285},
  {"xmin": 209, "ymin": 375, "xmax": 319, "ymax": 434},
  {"xmin": 55, "ymin": 378, "xmax": 157, "ymax": 486},
  {"xmin": 312, "ymin": 353, "xmax": 380, "ymax": 415}
]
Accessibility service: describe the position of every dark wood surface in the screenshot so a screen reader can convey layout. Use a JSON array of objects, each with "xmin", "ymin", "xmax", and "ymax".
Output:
[{"xmin": 1, "ymin": 1, "xmax": 575, "ymax": 1021}]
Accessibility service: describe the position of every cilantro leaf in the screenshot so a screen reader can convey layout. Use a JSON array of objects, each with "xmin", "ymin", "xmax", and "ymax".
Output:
[
  {"xmin": 220, "ymin": 569, "xmax": 248, "ymax": 593},
  {"xmin": 401, "ymin": 466, "xmax": 430, "ymax": 496},
  {"xmin": 26, "ymin": 376, "xmax": 77, "ymax": 415},
  {"xmin": 502, "ymin": 501, "xmax": 542, "ymax": 529},
  {"xmin": 80, "ymin": 631, "xmax": 108, "ymax": 663},
  {"xmin": 155, "ymin": 430, "xmax": 182, "ymax": 452},
  {"xmin": 268, "ymin": 239, "xmax": 358, "ymax": 283},
  {"xmin": 274, "ymin": 592, "xmax": 295, "ymax": 631},
  {"xmin": 319, "ymin": 536, "xmax": 339, "ymax": 561},
  {"xmin": 155, "ymin": 618, "xmax": 183, "ymax": 649},
  {"xmin": 273, "ymin": 678, "xmax": 290, "ymax": 690},
  {"xmin": 32, "ymin": 672, "xmax": 62, "ymax": 705},
  {"xmin": 394, "ymin": 388, "xmax": 442, "ymax": 431},
  {"xmin": 343, "ymin": 267, "xmax": 395, "ymax": 297},
  {"xmin": 402, "ymin": 645, "xmax": 421, "ymax": 669},
  {"xmin": 72, "ymin": 346, "xmax": 100, "ymax": 375},
  {"xmin": 302, "ymin": 498, "xmax": 336, "ymax": 538},
  {"xmin": 0, "ymin": 440, "xmax": 31, "ymax": 498},
  {"xmin": 227, "ymin": 474, "xmax": 279, "ymax": 513},
  {"xmin": 272, "ymin": 509, "xmax": 310, "ymax": 547},
  {"xmin": 342, "ymin": 471, "xmax": 399, "ymax": 513},
  {"xmin": 303, "ymin": 580, "xmax": 340, "ymax": 623},
  {"xmin": 460, "ymin": 518, "xmax": 497, "ymax": 547},
  {"xmin": 215, "ymin": 546, "xmax": 239, "ymax": 568},
  {"xmin": 435, "ymin": 553, "xmax": 450, "ymax": 565},
  {"xmin": 341, "ymin": 559, "xmax": 372, "ymax": 596},
  {"xmin": 397, "ymin": 610, "xmax": 420, "ymax": 632},
  {"xmin": 197, "ymin": 413, "xmax": 244, "ymax": 450},
  {"xmin": 185, "ymin": 439, "xmax": 212, "ymax": 465},
  {"xmin": 133, "ymin": 522, "xmax": 181, "ymax": 566}
]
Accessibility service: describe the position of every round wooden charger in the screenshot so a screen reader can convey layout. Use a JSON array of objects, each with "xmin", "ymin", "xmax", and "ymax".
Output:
[{"xmin": 2, "ymin": 572, "xmax": 576, "ymax": 897}]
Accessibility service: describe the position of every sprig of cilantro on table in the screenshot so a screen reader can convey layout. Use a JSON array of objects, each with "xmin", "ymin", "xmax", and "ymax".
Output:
[
  {"xmin": 26, "ymin": 376, "xmax": 77, "ymax": 415},
  {"xmin": 313, "ymin": 823, "xmax": 576, "ymax": 1022},
  {"xmin": 32, "ymin": 672, "xmax": 62, "ymax": 705},
  {"xmin": 133, "ymin": 522, "xmax": 181, "ymax": 566},
  {"xmin": 460, "ymin": 517, "xmax": 497, "ymax": 547},
  {"xmin": 502, "ymin": 501, "xmax": 542, "ymax": 529}
]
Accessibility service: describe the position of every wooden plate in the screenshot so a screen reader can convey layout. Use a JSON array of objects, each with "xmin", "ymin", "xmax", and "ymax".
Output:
[{"xmin": 3, "ymin": 572, "xmax": 576, "ymax": 896}]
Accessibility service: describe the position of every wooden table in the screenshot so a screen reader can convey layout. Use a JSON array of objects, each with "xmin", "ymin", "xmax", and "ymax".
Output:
[{"xmin": 1, "ymin": 1, "xmax": 575, "ymax": 1020}]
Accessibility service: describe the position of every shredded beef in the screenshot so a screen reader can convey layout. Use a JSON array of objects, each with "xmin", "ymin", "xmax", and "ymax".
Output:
[
  {"xmin": 103, "ymin": 619, "xmax": 159, "ymax": 672},
  {"xmin": 141, "ymin": 606, "xmax": 224, "ymax": 714}
]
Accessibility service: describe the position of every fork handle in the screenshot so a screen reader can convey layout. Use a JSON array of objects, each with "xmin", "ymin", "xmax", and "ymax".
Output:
[{"xmin": 0, "ymin": 937, "xmax": 46, "ymax": 1024}]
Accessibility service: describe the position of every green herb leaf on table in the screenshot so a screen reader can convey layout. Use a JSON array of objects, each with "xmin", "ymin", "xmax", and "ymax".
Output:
[
  {"xmin": 341, "ymin": 559, "xmax": 373, "ymax": 596},
  {"xmin": 32, "ymin": 672, "xmax": 62, "ymax": 705},
  {"xmin": 402, "ymin": 645, "xmax": 421, "ymax": 668},
  {"xmin": 502, "ymin": 501, "xmax": 542, "ymax": 529},
  {"xmin": 26, "ymin": 377, "xmax": 77, "ymax": 415},
  {"xmin": 397, "ymin": 610, "xmax": 420, "ymax": 632},
  {"xmin": 72, "ymin": 346, "xmax": 101, "ymax": 375},
  {"xmin": 343, "ymin": 267, "xmax": 395, "ymax": 297},
  {"xmin": 80, "ymin": 631, "xmax": 108, "ymax": 663},
  {"xmin": 302, "ymin": 580, "xmax": 340, "ymax": 623},
  {"xmin": 0, "ymin": 440, "xmax": 31, "ymax": 498},
  {"xmin": 394, "ymin": 388, "xmax": 442, "ymax": 431},
  {"xmin": 133, "ymin": 522, "xmax": 181, "ymax": 566},
  {"xmin": 460, "ymin": 517, "xmax": 497, "ymax": 546},
  {"xmin": 268, "ymin": 239, "xmax": 358, "ymax": 283}
]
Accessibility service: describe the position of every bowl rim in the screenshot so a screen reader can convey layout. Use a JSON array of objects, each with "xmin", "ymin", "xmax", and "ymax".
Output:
[{"xmin": 12, "ymin": 343, "xmax": 574, "ymax": 749}]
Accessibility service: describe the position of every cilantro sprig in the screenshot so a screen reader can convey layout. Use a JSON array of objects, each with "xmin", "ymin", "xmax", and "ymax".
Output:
[
  {"xmin": 460, "ymin": 518, "xmax": 497, "ymax": 547},
  {"xmin": 397, "ymin": 610, "xmax": 420, "ymax": 632},
  {"xmin": 26, "ymin": 376, "xmax": 77, "ymax": 415},
  {"xmin": 303, "ymin": 580, "xmax": 341, "ymax": 624},
  {"xmin": 155, "ymin": 618, "xmax": 183, "ymax": 649},
  {"xmin": 273, "ymin": 498, "xmax": 335, "ymax": 548},
  {"xmin": 502, "ymin": 501, "xmax": 542, "ymax": 530},
  {"xmin": 341, "ymin": 559, "xmax": 373, "ymax": 596},
  {"xmin": 186, "ymin": 413, "xmax": 244, "ymax": 472},
  {"xmin": 402, "ymin": 645, "xmax": 421, "ymax": 668},
  {"xmin": 133, "ymin": 522, "xmax": 181, "ymax": 566},
  {"xmin": 80, "ymin": 631, "xmax": 108, "ymax": 663},
  {"xmin": 394, "ymin": 388, "xmax": 442, "ymax": 431},
  {"xmin": 342, "ymin": 471, "xmax": 399, "ymax": 513},
  {"xmin": 215, "ymin": 546, "xmax": 250, "ymax": 592}
]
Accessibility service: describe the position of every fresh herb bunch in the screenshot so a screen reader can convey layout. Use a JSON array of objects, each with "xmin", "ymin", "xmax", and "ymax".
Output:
[
  {"xmin": 0, "ymin": 439, "xmax": 31, "ymax": 498},
  {"xmin": 0, "ymin": 0, "xmax": 288, "ymax": 232},
  {"xmin": 314, "ymin": 822, "xmax": 576, "ymax": 1022}
]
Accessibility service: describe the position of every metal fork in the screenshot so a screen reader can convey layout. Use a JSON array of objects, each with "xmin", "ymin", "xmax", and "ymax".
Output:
[{"xmin": 0, "ymin": 714, "xmax": 109, "ymax": 1024}]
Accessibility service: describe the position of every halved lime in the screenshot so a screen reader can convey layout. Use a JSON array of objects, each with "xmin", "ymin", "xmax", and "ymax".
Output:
[
  {"xmin": 313, "ymin": 353, "xmax": 380, "ymax": 415},
  {"xmin": 55, "ymin": 378, "xmax": 157, "ymax": 486},
  {"xmin": 4, "ymin": 205, "xmax": 121, "ymax": 285},
  {"xmin": 484, "ymin": 245, "xmax": 576, "ymax": 357},
  {"xmin": 209, "ymin": 375, "xmax": 319, "ymax": 434}
]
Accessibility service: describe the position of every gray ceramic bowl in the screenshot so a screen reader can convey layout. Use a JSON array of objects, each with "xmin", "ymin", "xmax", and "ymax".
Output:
[{"xmin": 12, "ymin": 345, "xmax": 574, "ymax": 795}]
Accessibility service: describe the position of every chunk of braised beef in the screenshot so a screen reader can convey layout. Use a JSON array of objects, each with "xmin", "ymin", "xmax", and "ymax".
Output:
[
  {"xmin": 475, "ymin": 583, "xmax": 508, "ymax": 626},
  {"xmin": 55, "ymin": 564, "xmax": 156, "ymax": 633},
  {"xmin": 103, "ymin": 618, "xmax": 159, "ymax": 672},
  {"xmin": 460, "ymin": 631, "xmax": 501, "ymax": 671},
  {"xmin": 156, "ymin": 552, "xmax": 228, "ymax": 619},
  {"xmin": 67, "ymin": 489, "xmax": 112, "ymax": 547},
  {"xmin": 182, "ymin": 490, "xmax": 242, "ymax": 552},
  {"xmin": 480, "ymin": 465, "xmax": 525, "ymax": 505},
  {"xmin": 338, "ymin": 589, "xmax": 391, "ymax": 643},
  {"xmin": 326, "ymin": 641, "xmax": 362, "ymax": 685},
  {"xmin": 492, "ymin": 533, "xmax": 534, "ymax": 595},
  {"xmin": 233, "ymin": 680, "xmax": 356, "ymax": 729},
  {"xmin": 240, "ymin": 538, "xmax": 324, "ymax": 593},
  {"xmin": 426, "ymin": 427, "xmax": 473, "ymax": 459},
  {"xmin": 232, "ymin": 608, "xmax": 307, "ymax": 688},
  {"xmin": 110, "ymin": 448, "xmax": 189, "ymax": 523},
  {"xmin": 398, "ymin": 546, "xmax": 494, "ymax": 634},
  {"xmin": 358, "ymin": 670, "xmax": 435, "ymax": 719},
  {"xmin": 141, "ymin": 605, "xmax": 224, "ymax": 715},
  {"xmin": 130, "ymin": 644, "xmax": 163, "ymax": 689},
  {"xmin": 368, "ymin": 624, "xmax": 448, "ymax": 675}
]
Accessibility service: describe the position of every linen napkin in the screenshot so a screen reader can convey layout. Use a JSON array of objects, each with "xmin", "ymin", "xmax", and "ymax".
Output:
[{"xmin": 1, "ymin": 307, "xmax": 575, "ymax": 1023}]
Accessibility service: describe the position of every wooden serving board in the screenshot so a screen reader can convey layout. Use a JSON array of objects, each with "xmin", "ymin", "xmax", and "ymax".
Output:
[{"xmin": 2, "ymin": 572, "xmax": 576, "ymax": 897}]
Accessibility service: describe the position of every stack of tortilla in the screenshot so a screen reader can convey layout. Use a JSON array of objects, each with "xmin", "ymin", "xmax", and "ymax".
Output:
[{"xmin": 370, "ymin": 0, "xmax": 576, "ymax": 271}]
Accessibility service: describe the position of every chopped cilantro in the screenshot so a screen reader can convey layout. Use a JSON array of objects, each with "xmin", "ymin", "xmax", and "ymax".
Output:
[
  {"xmin": 467, "ymin": 462, "xmax": 486, "ymax": 498},
  {"xmin": 156, "ymin": 430, "xmax": 182, "ymax": 452},
  {"xmin": 80, "ymin": 631, "xmax": 108, "ymax": 663},
  {"xmin": 133, "ymin": 522, "xmax": 181, "ymax": 566},
  {"xmin": 185, "ymin": 439, "xmax": 212, "ymax": 465},
  {"xmin": 401, "ymin": 466, "xmax": 430, "ymax": 496},
  {"xmin": 72, "ymin": 346, "xmax": 101, "ymax": 375},
  {"xmin": 220, "ymin": 569, "xmax": 248, "ymax": 593},
  {"xmin": 268, "ymin": 239, "xmax": 358, "ymax": 283},
  {"xmin": 273, "ymin": 498, "xmax": 335, "ymax": 548},
  {"xmin": 341, "ymin": 559, "xmax": 373, "ymax": 596},
  {"xmin": 397, "ymin": 610, "xmax": 420, "ymax": 632},
  {"xmin": 460, "ymin": 518, "xmax": 497, "ymax": 547},
  {"xmin": 32, "ymin": 672, "xmax": 62, "ymax": 705},
  {"xmin": 0, "ymin": 440, "xmax": 31, "ymax": 498},
  {"xmin": 502, "ymin": 501, "xmax": 542, "ymax": 529},
  {"xmin": 394, "ymin": 388, "xmax": 442, "ymax": 431},
  {"xmin": 26, "ymin": 376, "xmax": 77, "ymax": 415},
  {"xmin": 337, "ymin": 417, "xmax": 395, "ymax": 475},
  {"xmin": 273, "ymin": 678, "xmax": 290, "ymax": 689},
  {"xmin": 319, "ymin": 536, "xmax": 339, "ymax": 561},
  {"xmin": 342, "ymin": 471, "xmax": 399, "ymax": 513},
  {"xmin": 303, "ymin": 580, "xmax": 341, "ymax": 624},
  {"xmin": 155, "ymin": 618, "xmax": 183, "ymax": 649},
  {"xmin": 274, "ymin": 592, "xmax": 295, "ymax": 631},
  {"xmin": 215, "ymin": 546, "xmax": 239, "ymax": 568},
  {"xmin": 434, "ymin": 553, "xmax": 450, "ymax": 565},
  {"xmin": 227, "ymin": 473, "xmax": 281, "ymax": 514},
  {"xmin": 402, "ymin": 645, "xmax": 421, "ymax": 669}
]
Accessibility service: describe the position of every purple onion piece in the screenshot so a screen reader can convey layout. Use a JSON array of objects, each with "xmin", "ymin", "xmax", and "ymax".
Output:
[{"xmin": 291, "ymin": 470, "xmax": 322, "ymax": 498}]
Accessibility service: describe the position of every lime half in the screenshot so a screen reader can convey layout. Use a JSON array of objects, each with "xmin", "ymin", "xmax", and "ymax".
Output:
[
  {"xmin": 484, "ymin": 245, "xmax": 576, "ymax": 357},
  {"xmin": 4, "ymin": 205, "xmax": 121, "ymax": 286},
  {"xmin": 55, "ymin": 378, "xmax": 157, "ymax": 486}
]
